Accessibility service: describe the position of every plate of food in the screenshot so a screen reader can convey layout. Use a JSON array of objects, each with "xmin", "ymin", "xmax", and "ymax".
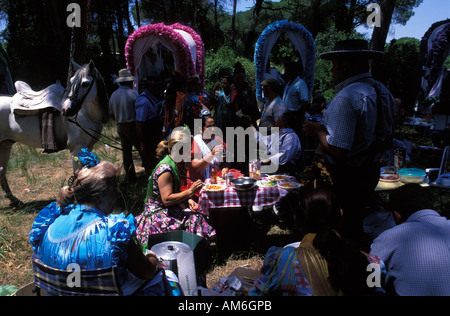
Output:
[
  {"xmin": 379, "ymin": 173, "xmax": 400, "ymax": 182},
  {"xmin": 203, "ymin": 184, "xmax": 226, "ymax": 192},
  {"xmin": 257, "ymin": 179, "xmax": 277, "ymax": 187},
  {"xmin": 268, "ymin": 175, "xmax": 289, "ymax": 182},
  {"xmin": 277, "ymin": 182, "xmax": 301, "ymax": 190}
]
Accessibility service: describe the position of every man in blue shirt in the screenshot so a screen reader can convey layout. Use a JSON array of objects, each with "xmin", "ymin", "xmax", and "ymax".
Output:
[
  {"xmin": 109, "ymin": 69, "xmax": 140, "ymax": 181},
  {"xmin": 261, "ymin": 111, "xmax": 303, "ymax": 175},
  {"xmin": 303, "ymin": 40, "xmax": 395, "ymax": 249},
  {"xmin": 370, "ymin": 184, "xmax": 450, "ymax": 296},
  {"xmin": 282, "ymin": 61, "xmax": 309, "ymax": 122},
  {"xmin": 135, "ymin": 78, "xmax": 164, "ymax": 175}
]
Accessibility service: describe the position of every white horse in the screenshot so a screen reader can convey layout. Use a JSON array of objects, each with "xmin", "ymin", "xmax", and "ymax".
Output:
[{"xmin": 0, "ymin": 60, "xmax": 109, "ymax": 206}]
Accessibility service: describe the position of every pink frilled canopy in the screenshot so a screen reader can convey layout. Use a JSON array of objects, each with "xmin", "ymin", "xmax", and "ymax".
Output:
[{"xmin": 125, "ymin": 23, "xmax": 205, "ymax": 90}]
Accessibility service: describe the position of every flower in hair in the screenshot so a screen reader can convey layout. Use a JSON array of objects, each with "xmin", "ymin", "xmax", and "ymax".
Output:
[{"xmin": 75, "ymin": 148, "xmax": 100, "ymax": 168}]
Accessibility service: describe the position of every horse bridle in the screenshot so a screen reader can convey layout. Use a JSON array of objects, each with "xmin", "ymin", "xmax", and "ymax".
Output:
[
  {"xmin": 65, "ymin": 75, "xmax": 96, "ymax": 117},
  {"xmin": 65, "ymin": 73, "xmax": 126, "ymax": 152}
]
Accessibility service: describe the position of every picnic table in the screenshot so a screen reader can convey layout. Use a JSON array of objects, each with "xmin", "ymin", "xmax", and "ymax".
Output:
[
  {"xmin": 197, "ymin": 175, "xmax": 297, "ymax": 261},
  {"xmin": 198, "ymin": 179, "xmax": 292, "ymax": 215}
]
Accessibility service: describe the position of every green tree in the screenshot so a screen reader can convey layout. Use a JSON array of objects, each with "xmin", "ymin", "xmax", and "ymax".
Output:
[
  {"xmin": 0, "ymin": 0, "xmax": 71, "ymax": 88},
  {"xmin": 313, "ymin": 29, "xmax": 364, "ymax": 101},
  {"xmin": 204, "ymin": 46, "xmax": 255, "ymax": 92},
  {"xmin": 379, "ymin": 37, "xmax": 421, "ymax": 114}
]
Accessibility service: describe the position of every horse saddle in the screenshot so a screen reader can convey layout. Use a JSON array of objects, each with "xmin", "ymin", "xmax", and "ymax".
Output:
[
  {"xmin": 10, "ymin": 81, "xmax": 65, "ymax": 116},
  {"xmin": 10, "ymin": 81, "xmax": 66, "ymax": 153}
]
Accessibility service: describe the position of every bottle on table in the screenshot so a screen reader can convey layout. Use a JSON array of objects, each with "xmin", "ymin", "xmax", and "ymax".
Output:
[{"xmin": 211, "ymin": 166, "xmax": 217, "ymax": 184}]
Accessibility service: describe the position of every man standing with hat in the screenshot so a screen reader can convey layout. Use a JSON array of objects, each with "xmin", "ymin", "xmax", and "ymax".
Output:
[
  {"xmin": 303, "ymin": 39, "xmax": 395, "ymax": 249},
  {"xmin": 109, "ymin": 68, "xmax": 141, "ymax": 181},
  {"xmin": 259, "ymin": 78, "xmax": 287, "ymax": 127}
]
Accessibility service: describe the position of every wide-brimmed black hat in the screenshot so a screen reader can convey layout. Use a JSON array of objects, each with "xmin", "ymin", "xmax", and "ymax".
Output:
[{"xmin": 320, "ymin": 39, "xmax": 384, "ymax": 60}]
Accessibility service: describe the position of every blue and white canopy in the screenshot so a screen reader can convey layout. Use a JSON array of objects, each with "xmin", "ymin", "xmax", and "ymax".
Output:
[{"xmin": 254, "ymin": 20, "xmax": 316, "ymax": 103}]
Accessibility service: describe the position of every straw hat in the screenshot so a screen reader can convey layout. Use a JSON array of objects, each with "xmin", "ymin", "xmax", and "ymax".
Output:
[
  {"xmin": 261, "ymin": 78, "xmax": 280, "ymax": 90},
  {"xmin": 319, "ymin": 39, "xmax": 384, "ymax": 60},
  {"xmin": 115, "ymin": 68, "xmax": 136, "ymax": 83}
]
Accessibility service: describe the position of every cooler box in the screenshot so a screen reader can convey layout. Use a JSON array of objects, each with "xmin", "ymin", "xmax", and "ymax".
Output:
[{"xmin": 146, "ymin": 231, "xmax": 212, "ymax": 286}]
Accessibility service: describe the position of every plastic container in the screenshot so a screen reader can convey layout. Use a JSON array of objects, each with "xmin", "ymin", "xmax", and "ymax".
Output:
[
  {"xmin": 226, "ymin": 172, "xmax": 233, "ymax": 186},
  {"xmin": 150, "ymin": 241, "xmax": 197, "ymax": 296},
  {"xmin": 146, "ymin": 231, "xmax": 211, "ymax": 289},
  {"xmin": 397, "ymin": 168, "xmax": 426, "ymax": 183}
]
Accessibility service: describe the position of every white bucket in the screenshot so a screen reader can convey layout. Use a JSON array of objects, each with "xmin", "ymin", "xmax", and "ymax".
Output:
[{"xmin": 150, "ymin": 241, "xmax": 197, "ymax": 296}]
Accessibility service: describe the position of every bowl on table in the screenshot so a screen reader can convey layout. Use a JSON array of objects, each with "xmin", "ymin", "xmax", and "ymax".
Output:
[
  {"xmin": 231, "ymin": 177, "xmax": 257, "ymax": 191},
  {"xmin": 397, "ymin": 168, "xmax": 426, "ymax": 184}
]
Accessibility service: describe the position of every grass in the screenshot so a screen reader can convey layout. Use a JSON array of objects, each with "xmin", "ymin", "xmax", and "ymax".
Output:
[
  {"xmin": 0, "ymin": 121, "xmax": 449, "ymax": 291},
  {"xmin": 0, "ymin": 122, "xmax": 267, "ymax": 290}
]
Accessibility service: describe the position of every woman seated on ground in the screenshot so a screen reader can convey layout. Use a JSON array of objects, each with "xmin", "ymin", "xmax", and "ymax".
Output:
[
  {"xmin": 29, "ymin": 154, "xmax": 170, "ymax": 296},
  {"xmin": 136, "ymin": 128, "xmax": 216, "ymax": 250},
  {"xmin": 250, "ymin": 186, "xmax": 384, "ymax": 296},
  {"xmin": 187, "ymin": 114, "xmax": 226, "ymax": 183}
]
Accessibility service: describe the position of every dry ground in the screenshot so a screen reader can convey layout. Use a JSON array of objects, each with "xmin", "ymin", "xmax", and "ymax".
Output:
[
  {"xmin": 2, "ymin": 123, "xmax": 448, "ymax": 293},
  {"xmin": 0, "ymin": 135, "xmax": 271, "ymax": 291}
]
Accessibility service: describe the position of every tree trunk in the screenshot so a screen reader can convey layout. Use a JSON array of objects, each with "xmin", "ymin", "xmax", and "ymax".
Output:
[
  {"xmin": 231, "ymin": 0, "xmax": 237, "ymax": 46},
  {"xmin": 114, "ymin": 0, "xmax": 126, "ymax": 65},
  {"xmin": 310, "ymin": 0, "xmax": 322, "ymax": 38},
  {"xmin": 214, "ymin": 0, "xmax": 219, "ymax": 44},
  {"xmin": 67, "ymin": 0, "xmax": 91, "ymax": 85},
  {"xmin": 370, "ymin": 0, "xmax": 396, "ymax": 52},
  {"xmin": 135, "ymin": 0, "xmax": 141, "ymax": 28},
  {"xmin": 244, "ymin": 0, "xmax": 264, "ymax": 58},
  {"xmin": 370, "ymin": 0, "xmax": 396, "ymax": 80}
]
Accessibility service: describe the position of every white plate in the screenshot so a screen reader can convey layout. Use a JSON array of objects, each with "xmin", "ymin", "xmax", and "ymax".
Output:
[
  {"xmin": 268, "ymin": 175, "xmax": 289, "ymax": 181},
  {"xmin": 203, "ymin": 184, "xmax": 226, "ymax": 192},
  {"xmin": 277, "ymin": 182, "xmax": 301, "ymax": 190},
  {"xmin": 379, "ymin": 174, "xmax": 400, "ymax": 182}
]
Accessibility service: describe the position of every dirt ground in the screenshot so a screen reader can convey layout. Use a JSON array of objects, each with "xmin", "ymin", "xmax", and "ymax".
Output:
[{"xmin": 0, "ymin": 145, "xmax": 293, "ymax": 292}]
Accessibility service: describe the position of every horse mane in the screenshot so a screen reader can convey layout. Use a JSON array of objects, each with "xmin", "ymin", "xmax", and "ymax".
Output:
[
  {"xmin": 72, "ymin": 62, "xmax": 110, "ymax": 124},
  {"xmin": 89, "ymin": 65, "xmax": 110, "ymax": 124}
]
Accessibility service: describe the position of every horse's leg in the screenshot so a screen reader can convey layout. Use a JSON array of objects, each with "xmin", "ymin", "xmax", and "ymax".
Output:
[{"xmin": 0, "ymin": 141, "xmax": 21, "ymax": 206}]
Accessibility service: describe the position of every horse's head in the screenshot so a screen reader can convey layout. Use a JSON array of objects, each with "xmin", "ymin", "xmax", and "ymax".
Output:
[{"xmin": 62, "ymin": 60, "xmax": 109, "ymax": 123}]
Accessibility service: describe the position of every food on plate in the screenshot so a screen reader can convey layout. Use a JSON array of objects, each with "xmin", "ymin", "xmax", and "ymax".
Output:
[
  {"xmin": 269, "ymin": 175, "xmax": 288, "ymax": 181},
  {"xmin": 277, "ymin": 182, "xmax": 301, "ymax": 189},
  {"xmin": 257, "ymin": 179, "xmax": 277, "ymax": 187},
  {"xmin": 380, "ymin": 174, "xmax": 400, "ymax": 181},
  {"xmin": 203, "ymin": 184, "xmax": 226, "ymax": 191},
  {"xmin": 278, "ymin": 182, "xmax": 299, "ymax": 188}
]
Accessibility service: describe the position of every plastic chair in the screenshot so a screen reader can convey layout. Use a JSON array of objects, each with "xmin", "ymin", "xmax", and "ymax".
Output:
[
  {"xmin": 31, "ymin": 254, "xmax": 123, "ymax": 296},
  {"xmin": 427, "ymin": 146, "xmax": 450, "ymax": 185}
]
